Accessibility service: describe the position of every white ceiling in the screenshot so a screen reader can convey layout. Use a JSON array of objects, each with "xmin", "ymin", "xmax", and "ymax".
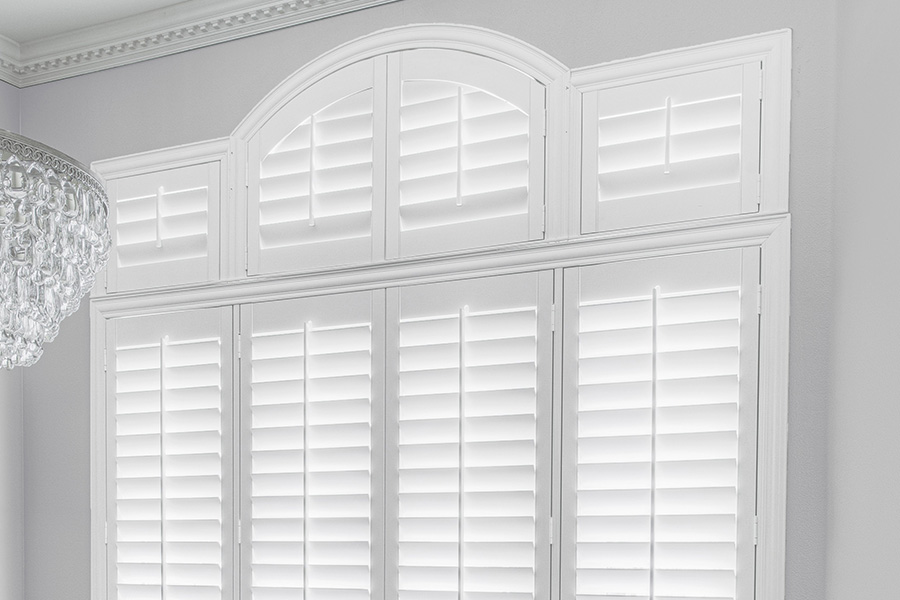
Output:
[{"xmin": 0, "ymin": 0, "xmax": 195, "ymax": 44}]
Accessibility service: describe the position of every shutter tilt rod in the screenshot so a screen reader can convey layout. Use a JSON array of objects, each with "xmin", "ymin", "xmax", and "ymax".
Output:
[
  {"xmin": 458, "ymin": 305, "xmax": 468, "ymax": 596},
  {"xmin": 159, "ymin": 335, "xmax": 169, "ymax": 598},
  {"xmin": 650, "ymin": 288, "xmax": 660, "ymax": 600},
  {"xmin": 302, "ymin": 321, "xmax": 312, "ymax": 596}
]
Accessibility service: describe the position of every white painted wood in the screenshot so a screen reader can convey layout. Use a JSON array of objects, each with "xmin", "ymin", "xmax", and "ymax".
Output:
[
  {"xmin": 93, "ymin": 139, "xmax": 228, "ymax": 295},
  {"xmin": 572, "ymin": 29, "xmax": 791, "ymax": 224}
]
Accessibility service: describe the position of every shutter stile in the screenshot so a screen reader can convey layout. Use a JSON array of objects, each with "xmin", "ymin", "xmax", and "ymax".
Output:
[
  {"xmin": 396, "ymin": 275, "xmax": 546, "ymax": 600},
  {"xmin": 246, "ymin": 294, "xmax": 374, "ymax": 600},
  {"xmin": 112, "ymin": 310, "xmax": 229, "ymax": 600},
  {"xmin": 569, "ymin": 251, "xmax": 754, "ymax": 600}
]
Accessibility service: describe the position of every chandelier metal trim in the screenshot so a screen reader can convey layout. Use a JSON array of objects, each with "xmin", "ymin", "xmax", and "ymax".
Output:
[{"xmin": 0, "ymin": 129, "xmax": 110, "ymax": 369}]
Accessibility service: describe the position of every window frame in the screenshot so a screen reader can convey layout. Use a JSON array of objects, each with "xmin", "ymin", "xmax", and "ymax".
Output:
[{"xmin": 90, "ymin": 24, "xmax": 790, "ymax": 600}]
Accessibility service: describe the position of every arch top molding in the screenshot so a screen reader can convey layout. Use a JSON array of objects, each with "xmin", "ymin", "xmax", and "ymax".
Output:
[{"xmin": 231, "ymin": 23, "xmax": 570, "ymax": 141}]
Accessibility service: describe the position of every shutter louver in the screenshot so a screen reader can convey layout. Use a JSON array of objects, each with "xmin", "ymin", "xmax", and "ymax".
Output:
[
  {"xmin": 565, "ymin": 250, "xmax": 758, "ymax": 600},
  {"xmin": 392, "ymin": 274, "xmax": 551, "ymax": 600},
  {"xmin": 111, "ymin": 308, "xmax": 232, "ymax": 600},
  {"xmin": 581, "ymin": 64, "xmax": 762, "ymax": 232},
  {"xmin": 109, "ymin": 161, "xmax": 220, "ymax": 292},
  {"xmin": 243, "ymin": 293, "xmax": 375, "ymax": 600},
  {"xmin": 387, "ymin": 49, "xmax": 545, "ymax": 258},
  {"xmin": 251, "ymin": 59, "xmax": 379, "ymax": 275}
]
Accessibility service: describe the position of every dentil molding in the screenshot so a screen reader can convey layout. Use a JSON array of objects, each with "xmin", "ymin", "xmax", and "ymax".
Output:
[{"xmin": 0, "ymin": 0, "xmax": 403, "ymax": 88}]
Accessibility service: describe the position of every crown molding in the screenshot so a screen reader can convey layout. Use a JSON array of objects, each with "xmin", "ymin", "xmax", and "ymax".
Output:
[{"xmin": 0, "ymin": 0, "xmax": 403, "ymax": 88}]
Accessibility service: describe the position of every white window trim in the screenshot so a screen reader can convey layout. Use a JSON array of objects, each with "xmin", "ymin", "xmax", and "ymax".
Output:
[{"xmin": 90, "ymin": 24, "xmax": 790, "ymax": 600}]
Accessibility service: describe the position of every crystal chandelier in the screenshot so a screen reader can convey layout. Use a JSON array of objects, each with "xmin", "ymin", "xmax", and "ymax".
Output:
[{"xmin": 0, "ymin": 130, "xmax": 110, "ymax": 369}]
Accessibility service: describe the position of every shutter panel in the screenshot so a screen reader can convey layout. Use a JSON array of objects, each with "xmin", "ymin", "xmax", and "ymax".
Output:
[
  {"xmin": 562, "ymin": 249, "xmax": 759, "ymax": 600},
  {"xmin": 250, "ymin": 58, "xmax": 383, "ymax": 275},
  {"xmin": 108, "ymin": 307, "xmax": 233, "ymax": 600},
  {"xmin": 581, "ymin": 64, "xmax": 762, "ymax": 233},
  {"xmin": 387, "ymin": 272, "xmax": 552, "ymax": 600},
  {"xmin": 108, "ymin": 161, "xmax": 221, "ymax": 292},
  {"xmin": 241, "ymin": 291, "xmax": 380, "ymax": 600},
  {"xmin": 386, "ymin": 49, "xmax": 545, "ymax": 258}
]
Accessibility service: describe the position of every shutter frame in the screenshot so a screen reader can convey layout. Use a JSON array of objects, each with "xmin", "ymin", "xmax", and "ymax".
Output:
[
  {"xmin": 561, "ymin": 249, "xmax": 760, "ymax": 600},
  {"xmin": 94, "ymin": 140, "xmax": 227, "ymax": 294},
  {"xmin": 107, "ymin": 306, "xmax": 234, "ymax": 600}
]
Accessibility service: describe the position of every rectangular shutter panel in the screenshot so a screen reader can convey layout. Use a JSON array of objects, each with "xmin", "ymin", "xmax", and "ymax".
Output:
[
  {"xmin": 242, "ymin": 292, "xmax": 378, "ymax": 600},
  {"xmin": 581, "ymin": 64, "xmax": 761, "ymax": 232},
  {"xmin": 563, "ymin": 249, "xmax": 759, "ymax": 600},
  {"xmin": 109, "ymin": 307, "xmax": 232, "ymax": 600},
  {"xmin": 387, "ymin": 49, "xmax": 545, "ymax": 258},
  {"xmin": 109, "ymin": 161, "xmax": 220, "ymax": 292},
  {"xmin": 389, "ymin": 273, "xmax": 552, "ymax": 600},
  {"xmin": 251, "ymin": 58, "xmax": 382, "ymax": 275}
]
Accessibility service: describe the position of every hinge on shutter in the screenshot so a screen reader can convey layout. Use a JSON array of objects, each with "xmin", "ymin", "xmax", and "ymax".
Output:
[
  {"xmin": 104, "ymin": 521, "xmax": 108, "ymax": 545},
  {"xmin": 757, "ymin": 173, "xmax": 762, "ymax": 206},
  {"xmin": 542, "ymin": 108, "xmax": 547, "ymax": 138},
  {"xmin": 103, "ymin": 347, "xmax": 108, "ymax": 373},
  {"xmin": 238, "ymin": 519, "xmax": 242, "ymax": 544},
  {"xmin": 237, "ymin": 332, "xmax": 242, "ymax": 360},
  {"xmin": 754, "ymin": 515, "xmax": 759, "ymax": 545},
  {"xmin": 757, "ymin": 285, "xmax": 763, "ymax": 315},
  {"xmin": 549, "ymin": 517, "xmax": 553, "ymax": 545},
  {"xmin": 550, "ymin": 304, "xmax": 556, "ymax": 332}
]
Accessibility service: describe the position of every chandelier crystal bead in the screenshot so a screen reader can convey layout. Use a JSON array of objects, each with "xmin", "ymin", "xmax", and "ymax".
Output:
[{"xmin": 0, "ymin": 129, "xmax": 110, "ymax": 369}]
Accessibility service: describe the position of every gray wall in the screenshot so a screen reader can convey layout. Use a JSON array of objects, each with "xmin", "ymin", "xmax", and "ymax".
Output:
[
  {"xmin": 0, "ymin": 369, "xmax": 24, "ymax": 600},
  {"xmin": 831, "ymin": 0, "xmax": 900, "ymax": 597},
  {"xmin": 0, "ymin": 79, "xmax": 20, "ymax": 132},
  {"xmin": 1, "ymin": 77, "xmax": 24, "ymax": 600},
  {"xmin": 15, "ymin": 1, "xmax": 839, "ymax": 599}
]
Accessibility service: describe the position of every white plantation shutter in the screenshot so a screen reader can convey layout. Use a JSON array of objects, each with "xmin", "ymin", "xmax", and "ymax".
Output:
[
  {"xmin": 386, "ymin": 49, "xmax": 546, "ymax": 258},
  {"xmin": 108, "ymin": 161, "xmax": 221, "ymax": 292},
  {"xmin": 240, "ymin": 291, "xmax": 382, "ymax": 600},
  {"xmin": 581, "ymin": 64, "xmax": 762, "ymax": 233},
  {"xmin": 386, "ymin": 272, "xmax": 553, "ymax": 600},
  {"xmin": 107, "ymin": 307, "xmax": 234, "ymax": 600},
  {"xmin": 249, "ymin": 58, "xmax": 384, "ymax": 275},
  {"xmin": 561, "ymin": 249, "xmax": 760, "ymax": 600}
]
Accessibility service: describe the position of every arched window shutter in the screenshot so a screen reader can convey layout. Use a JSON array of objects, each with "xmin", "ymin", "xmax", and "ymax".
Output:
[
  {"xmin": 386, "ymin": 49, "xmax": 546, "ymax": 258},
  {"xmin": 248, "ymin": 57, "xmax": 384, "ymax": 276}
]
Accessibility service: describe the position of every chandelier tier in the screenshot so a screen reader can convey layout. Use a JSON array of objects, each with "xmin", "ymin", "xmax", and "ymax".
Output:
[{"xmin": 0, "ymin": 130, "xmax": 110, "ymax": 369}]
